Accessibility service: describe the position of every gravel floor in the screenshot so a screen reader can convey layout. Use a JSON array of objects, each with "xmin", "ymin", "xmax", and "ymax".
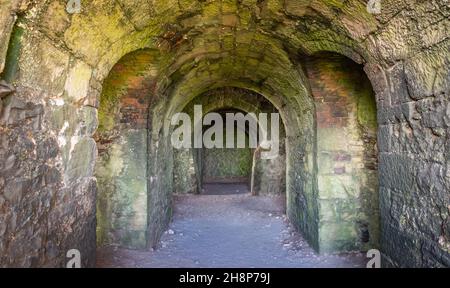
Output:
[{"xmin": 96, "ymin": 184, "xmax": 367, "ymax": 268}]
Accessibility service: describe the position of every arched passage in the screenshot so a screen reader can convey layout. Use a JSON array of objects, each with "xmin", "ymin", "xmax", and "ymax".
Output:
[
  {"xmin": 158, "ymin": 55, "xmax": 318, "ymax": 249},
  {"xmin": 173, "ymin": 87, "xmax": 287, "ymax": 197},
  {"xmin": 94, "ymin": 49, "xmax": 160, "ymax": 249},
  {"xmin": 303, "ymin": 52, "xmax": 380, "ymax": 252},
  {"xmin": 93, "ymin": 29, "xmax": 380, "ymax": 257}
]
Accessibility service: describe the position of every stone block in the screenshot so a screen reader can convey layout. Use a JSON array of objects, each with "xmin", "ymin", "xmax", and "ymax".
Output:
[
  {"xmin": 18, "ymin": 32, "xmax": 70, "ymax": 96},
  {"xmin": 64, "ymin": 60, "xmax": 92, "ymax": 103},
  {"xmin": 404, "ymin": 42, "xmax": 450, "ymax": 100},
  {"xmin": 318, "ymin": 175, "xmax": 356, "ymax": 199},
  {"xmin": 379, "ymin": 153, "xmax": 416, "ymax": 191},
  {"xmin": 319, "ymin": 221, "xmax": 358, "ymax": 253},
  {"xmin": 65, "ymin": 137, "xmax": 97, "ymax": 184}
]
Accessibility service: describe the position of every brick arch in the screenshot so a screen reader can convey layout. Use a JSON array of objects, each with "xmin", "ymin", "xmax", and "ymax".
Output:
[
  {"xmin": 159, "ymin": 63, "xmax": 319, "ymax": 247},
  {"xmin": 94, "ymin": 49, "xmax": 161, "ymax": 249},
  {"xmin": 303, "ymin": 51, "xmax": 380, "ymax": 252}
]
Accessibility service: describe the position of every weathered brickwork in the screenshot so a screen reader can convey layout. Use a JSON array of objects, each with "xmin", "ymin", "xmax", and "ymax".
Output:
[
  {"xmin": 305, "ymin": 53, "xmax": 379, "ymax": 253},
  {"xmin": 95, "ymin": 50, "xmax": 157, "ymax": 249}
]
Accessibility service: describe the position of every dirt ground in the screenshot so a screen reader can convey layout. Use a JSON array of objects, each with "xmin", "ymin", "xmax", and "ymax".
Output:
[{"xmin": 96, "ymin": 184, "xmax": 367, "ymax": 268}]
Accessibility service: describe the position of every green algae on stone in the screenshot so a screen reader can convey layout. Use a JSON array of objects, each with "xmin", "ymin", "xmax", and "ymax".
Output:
[
  {"xmin": 1, "ymin": 24, "xmax": 24, "ymax": 82},
  {"xmin": 96, "ymin": 130, "xmax": 148, "ymax": 249}
]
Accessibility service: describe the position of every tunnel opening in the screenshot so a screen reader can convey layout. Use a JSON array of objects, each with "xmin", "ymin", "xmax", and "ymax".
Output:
[{"xmin": 172, "ymin": 87, "xmax": 287, "ymax": 199}]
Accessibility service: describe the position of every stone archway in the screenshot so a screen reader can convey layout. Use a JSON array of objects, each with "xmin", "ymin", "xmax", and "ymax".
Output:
[
  {"xmin": 173, "ymin": 87, "xmax": 287, "ymax": 197},
  {"xmin": 304, "ymin": 52, "xmax": 380, "ymax": 253},
  {"xmin": 94, "ymin": 49, "xmax": 160, "ymax": 249}
]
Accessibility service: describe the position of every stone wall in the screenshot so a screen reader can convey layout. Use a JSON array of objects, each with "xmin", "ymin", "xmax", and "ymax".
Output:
[
  {"xmin": 373, "ymin": 42, "xmax": 450, "ymax": 267},
  {"xmin": 251, "ymin": 138, "xmax": 286, "ymax": 196},
  {"xmin": 0, "ymin": 18, "xmax": 98, "ymax": 267},
  {"xmin": 173, "ymin": 148, "xmax": 197, "ymax": 194},
  {"xmin": 202, "ymin": 127, "xmax": 253, "ymax": 184}
]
